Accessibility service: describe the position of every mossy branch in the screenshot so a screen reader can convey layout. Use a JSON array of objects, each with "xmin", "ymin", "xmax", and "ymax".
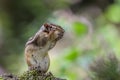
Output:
[{"xmin": 0, "ymin": 68, "xmax": 66, "ymax": 80}]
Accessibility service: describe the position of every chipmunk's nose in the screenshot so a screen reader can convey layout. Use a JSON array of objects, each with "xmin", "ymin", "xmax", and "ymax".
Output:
[{"xmin": 54, "ymin": 30, "xmax": 63, "ymax": 40}]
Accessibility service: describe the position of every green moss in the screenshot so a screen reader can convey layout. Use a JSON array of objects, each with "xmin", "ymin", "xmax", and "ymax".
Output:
[{"xmin": 1, "ymin": 68, "xmax": 66, "ymax": 80}]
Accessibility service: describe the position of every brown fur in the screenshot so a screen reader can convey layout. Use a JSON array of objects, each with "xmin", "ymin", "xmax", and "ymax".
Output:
[{"xmin": 25, "ymin": 23, "xmax": 64, "ymax": 73}]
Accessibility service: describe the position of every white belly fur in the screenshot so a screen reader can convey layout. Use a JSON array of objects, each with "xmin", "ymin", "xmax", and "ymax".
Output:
[
  {"xmin": 31, "ymin": 52, "xmax": 50, "ymax": 72},
  {"xmin": 29, "ymin": 41, "xmax": 51, "ymax": 72}
]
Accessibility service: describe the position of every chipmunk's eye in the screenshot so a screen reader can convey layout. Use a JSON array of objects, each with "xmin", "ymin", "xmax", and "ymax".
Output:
[
  {"xmin": 51, "ymin": 26, "xmax": 57, "ymax": 30},
  {"xmin": 48, "ymin": 25, "xmax": 54, "ymax": 31}
]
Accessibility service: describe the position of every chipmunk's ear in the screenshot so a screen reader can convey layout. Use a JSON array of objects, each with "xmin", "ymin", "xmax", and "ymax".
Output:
[
  {"xmin": 40, "ymin": 23, "xmax": 49, "ymax": 32},
  {"xmin": 43, "ymin": 23, "xmax": 50, "ymax": 28}
]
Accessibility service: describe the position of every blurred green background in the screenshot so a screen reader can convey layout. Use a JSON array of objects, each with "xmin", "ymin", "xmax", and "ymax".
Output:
[{"xmin": 0, "ymin": 0, "xmax": 120, "ymax": 80}]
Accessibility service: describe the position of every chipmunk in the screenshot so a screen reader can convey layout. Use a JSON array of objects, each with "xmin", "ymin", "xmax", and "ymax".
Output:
[{"xmin": 25, "ymin": 23, "xmax": 64, "ymax": 73}]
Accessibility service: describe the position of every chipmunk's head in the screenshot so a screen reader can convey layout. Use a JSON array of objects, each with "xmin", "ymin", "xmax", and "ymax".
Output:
[{"xmin": 42, "ymin": 23, "xmax": 64, "ymax": 41}]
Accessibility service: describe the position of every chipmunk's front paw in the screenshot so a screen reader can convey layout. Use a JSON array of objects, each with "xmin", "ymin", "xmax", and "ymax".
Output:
[{"xmin": 29, "ymin": 65, "xmax": 41, "ymax": 71}]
